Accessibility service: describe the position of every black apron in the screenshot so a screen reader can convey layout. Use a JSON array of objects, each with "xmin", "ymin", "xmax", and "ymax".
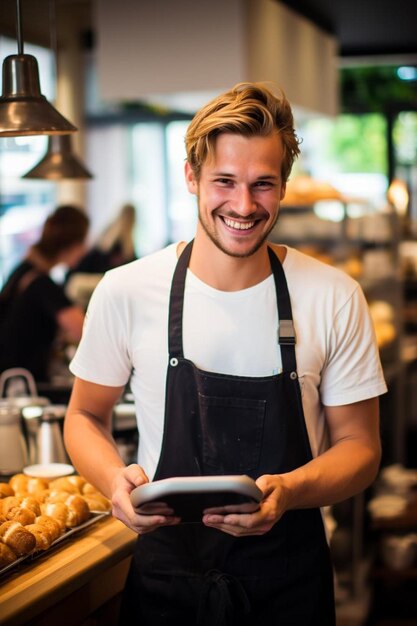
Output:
[{"xmin": 119, "ymin": 241, "xmax": 335, "ymax": 626}]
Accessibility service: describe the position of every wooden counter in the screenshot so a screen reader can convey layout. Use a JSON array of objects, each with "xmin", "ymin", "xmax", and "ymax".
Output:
[{"xmin": 0, "ymin": 516, "xmax": 137, "ymax": 626}]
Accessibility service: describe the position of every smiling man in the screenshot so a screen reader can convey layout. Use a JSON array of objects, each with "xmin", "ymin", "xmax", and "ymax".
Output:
[{"xmin": 65, "ymin": 83, "xmax": 387, "ymax": 626}]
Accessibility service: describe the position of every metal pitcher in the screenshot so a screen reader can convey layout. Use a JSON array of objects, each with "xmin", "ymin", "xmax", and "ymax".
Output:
[
  {"xmin": 35, "ymin": 405, "xmax": 69, "ymax": 465},
  {"xmin": 0, "ymin": 404, "xmax": 29, "ymax": 475}
]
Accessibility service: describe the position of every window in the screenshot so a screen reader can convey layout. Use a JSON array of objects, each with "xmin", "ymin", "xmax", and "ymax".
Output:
[{"xmin": 0, "ymin": 37, "xmax": 56, "ymax": 287}]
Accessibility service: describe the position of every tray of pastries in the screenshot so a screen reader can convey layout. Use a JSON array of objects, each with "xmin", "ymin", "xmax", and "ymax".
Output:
[{"xmin": 0, "ymin": 473, "xmax": 112, "ymax": 577}]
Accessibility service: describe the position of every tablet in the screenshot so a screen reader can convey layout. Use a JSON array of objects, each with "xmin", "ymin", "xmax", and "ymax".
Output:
[{"xmin": 130, "ymin": 475, "xmax": 263, "ymax": 523}]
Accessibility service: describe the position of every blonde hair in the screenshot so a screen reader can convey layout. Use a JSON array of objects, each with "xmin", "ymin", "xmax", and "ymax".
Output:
[
  {"xmin": 97, "ymin": 203, "xmax": 136, "ymax": 259},
  {"xmin": 185, "ymin": 82, "xmax": 300, "ymax": 182}
]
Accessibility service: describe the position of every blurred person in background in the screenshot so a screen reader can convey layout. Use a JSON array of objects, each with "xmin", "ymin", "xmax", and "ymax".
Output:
[
  {"xmin": 0, "ymin": 204, "xmax": 89, "ymax": 384},
  {"xmin": 69, "ymin": 202, "xmax": 137, "ymax": 275}
]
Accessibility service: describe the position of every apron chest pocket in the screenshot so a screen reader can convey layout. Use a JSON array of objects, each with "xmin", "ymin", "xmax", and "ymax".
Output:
[{"xmin": 199, "ymin": 394, "xmax": 266, "ymax": 473}]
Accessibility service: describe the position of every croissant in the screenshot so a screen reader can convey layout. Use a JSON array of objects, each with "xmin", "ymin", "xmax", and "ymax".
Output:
[
  {"xmin": 46, "ymin": 490, "xmax": 72, "ymax": 504},
  {"xmin": 25, "ymin": 523, "xmax": 53, "ymax": 551},
  {"xmin": 1, "ymin": 496, "xmax": 36, "ymax": 525},
  {"xmin": 40, "ymin": 503, "xmax": 67, "ymax": 532},
  {"xmin": 0, "ymin": 483, "xmax": 14, "ymax": 499},
  {"xmin": 0, "ymin": 542, "xmax": 17, "ymax": 567},
  {"xmin": 0, "ymin": 521, "xmax": 36, "ymax": 556},
  {"xmin": 31, "ymin": 489, "xmax": 51, "ymax": 503},
  {"xmin": 48, "ymin": 478, "xmax": 79, "ymax": 494},
  {"xmin": 63, "ymin": 495, "xmax": 90, "ymax": 527},
  {"xmin": 66, "ymin": 475, "xmax": 86, "ymax": 492},
  {"xmin": 8, "ymin": 474, "xmax": 28, "ymax": 495},
  {"xmin": 35, "ymin": 515, "xmax": 64, "ymax": 541},
  {"xmin": 18, "ymin": 496, "xmax": 42, "ymax": 517},
  {"xmin": 82, "ymin": 482, "xmax": 99, "ymax": 495},
  {"xmin": 26, "ymin": 477, "xmax": 49, "ymax": 495},
  {"xmin": 83, "ymin": 493, "xmax": 112, "ymax": 512}
]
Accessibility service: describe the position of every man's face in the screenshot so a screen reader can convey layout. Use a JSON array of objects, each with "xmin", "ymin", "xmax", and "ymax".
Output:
[{"xmin": 185, "ymin": 132, "xmax": 286, "ymax": 258}]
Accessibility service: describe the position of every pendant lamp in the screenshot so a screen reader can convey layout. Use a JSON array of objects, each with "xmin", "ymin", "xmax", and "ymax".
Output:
[
  {"xmin": 0, "ymin": 0, "xmax": 77, "ymax": 136},
  {"xmin": 23, "ymin": 0, "xmax": 93, "ymax": 179},
  {"xmin": 23, "ymin": 134, "xmax": 93, "ymax": 179}
]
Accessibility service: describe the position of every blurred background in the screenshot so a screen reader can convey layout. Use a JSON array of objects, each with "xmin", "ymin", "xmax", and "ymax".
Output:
[{"xmin": 0, "ymin": 2, "xmax": 417, "ymax": 624}]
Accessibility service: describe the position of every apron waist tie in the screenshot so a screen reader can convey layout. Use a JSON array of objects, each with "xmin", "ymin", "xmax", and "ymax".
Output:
[{"xmin": 196, "ymin": 569, "xmax": 251, "ymax": 626}]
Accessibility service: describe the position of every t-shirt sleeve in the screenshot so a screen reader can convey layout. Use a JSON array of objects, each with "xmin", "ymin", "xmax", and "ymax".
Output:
[
  {"xmin": 69, "ymin": 276, "xmax": 132, "ymax": 386},
  {"xmin": 319, "ymin": 285, "xmax": 387, "ymax": 406}
]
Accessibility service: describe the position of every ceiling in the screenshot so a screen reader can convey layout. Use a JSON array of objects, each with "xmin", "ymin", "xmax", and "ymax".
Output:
[
  {"xmin": 1, "ymin": 0, "xmax": 416, "ymax": 62},
  {"xmin": 280, "ymin": 0, "xmax": 417, "ymax": 59}
]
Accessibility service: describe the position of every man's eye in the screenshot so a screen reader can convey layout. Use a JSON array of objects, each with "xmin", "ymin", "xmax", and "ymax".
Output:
[
  {"xmin": 216, "ymin": 178, "xmax": 233, "ymax": 185},
  {"xmin": 254, "ymin": 181, "xmax": 273, "ymax": 188}
]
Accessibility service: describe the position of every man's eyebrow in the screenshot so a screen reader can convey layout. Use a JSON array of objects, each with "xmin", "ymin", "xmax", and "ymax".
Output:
[
  {"xmin": 211, "ymin": 172, "xmax": 279, "ymax": 180},
  {"xmin": 211, "ymin": 171, "xmax": 236, "ymax": 177}
]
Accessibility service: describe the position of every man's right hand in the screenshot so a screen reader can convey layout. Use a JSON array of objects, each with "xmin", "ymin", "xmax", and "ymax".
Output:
[{"xmin": 110, "ymin": 464, "xmax": 181, "ymax": 533}]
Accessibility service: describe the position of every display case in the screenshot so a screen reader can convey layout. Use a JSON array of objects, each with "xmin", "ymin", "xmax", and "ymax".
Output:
[{"xmin": 271, "ymin": 192, "xmax": 405, "ymax": 621}]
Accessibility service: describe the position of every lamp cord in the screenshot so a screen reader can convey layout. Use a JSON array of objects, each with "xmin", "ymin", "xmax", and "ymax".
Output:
[{"xmin": 16, "ymin": 0, "xmax": 23, "ymax": 55}]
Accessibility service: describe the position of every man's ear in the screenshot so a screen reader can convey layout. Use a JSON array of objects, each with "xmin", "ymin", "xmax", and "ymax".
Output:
[
  {"xmin": 280, "ymin": 182, "xmax": 286, "ymax": 201},
  {"xmin": 184, "ymin": 161, "xmax": 198, "ymax": 194}
]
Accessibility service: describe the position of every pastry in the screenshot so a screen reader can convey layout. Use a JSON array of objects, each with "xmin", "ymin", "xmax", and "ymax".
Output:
[
  {"xmin": 82, "ymin": 482, "xmax": 98, "ymax": 495},
  {"xmin": 35, "ymin": 515, "xmax": 63, "ymax": 541},
  {"xmin": 0, "ymin": 521, "xmax": 36, "ymax": 556},
  {"xmin": 0, "ymin": 483, "xmax": 14, "ymax": 499},
  {"xmin": 63, "ymin": 495, "xmax": 90, "ymax": 527},
  {"xmin": 19, "ymin": 496, "xmax": 42, "ymax": 517},
  {"xmin": 83, "ymin": 493, "xmax": 111, "ymax": 512},
  {"xmin": 26, "ymin": 477, "xmax": 49, "ymax": 495},
  {"xmin": 46, "ymin": 490, "xmax": 72, "ymax": 504},
  {"xmin": 40, "ymin": 503, "xmax": 68, "ymax": 532},
  {"xmin": 66, "ymin": 475, "xmax": 86, "ymax": 492},
  {"xmin": 1, "ymin": 496, "xmax": 37, "ymax": 525},
  {"xmin": 8, "ymin": 474, "xmax": 28, "ymax": 495},
  {"xmin": 0, "ymin": 542, "xmax": 17, "ymax": 567},
  {"xmin": 48, "ymin": 477, "xmax": 79, "ymax": 494},
  {"xmin": 25, "ymin": 523, "xmax": 53, "ymax": 551}
]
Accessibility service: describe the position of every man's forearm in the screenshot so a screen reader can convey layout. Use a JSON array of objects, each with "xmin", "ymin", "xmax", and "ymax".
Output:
[
  {"xmin": 280, "ymin": 438, "xmax": 381, "ymax": 512},
  {"xmin": 64, "ymin": 410, "xmax": 125, "ymax": 499}
]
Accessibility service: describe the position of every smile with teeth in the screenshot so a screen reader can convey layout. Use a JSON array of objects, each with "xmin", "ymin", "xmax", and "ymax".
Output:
[{"xmin": 223, "ymin": 217, "xmax": 256, "ymax": 230}]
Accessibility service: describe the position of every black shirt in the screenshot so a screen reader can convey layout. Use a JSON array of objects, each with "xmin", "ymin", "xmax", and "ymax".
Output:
[{"xmin": 0, "ymin": 260, "xmax": 72, "ymax": 383}]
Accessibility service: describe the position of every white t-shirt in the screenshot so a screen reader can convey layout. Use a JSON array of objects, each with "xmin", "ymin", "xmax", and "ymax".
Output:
[{"xmin": 70, "ymin": 243, "xmax": 387, "ymax": 479}]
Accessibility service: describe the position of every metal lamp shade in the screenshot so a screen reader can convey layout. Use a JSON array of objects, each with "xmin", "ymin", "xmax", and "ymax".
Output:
[
  {"xmin": 23, "ymin": 134, "xmax": 93, "ymax": 179},
  {"xmin": 0, "ymin": 54, "xmax": 77, "ymax": 136}
]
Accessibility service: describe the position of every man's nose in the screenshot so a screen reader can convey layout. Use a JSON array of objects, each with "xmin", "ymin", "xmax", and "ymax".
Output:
[{"xmin": 234, "ymin": 186, "xmax": 256, "ymax": 216}]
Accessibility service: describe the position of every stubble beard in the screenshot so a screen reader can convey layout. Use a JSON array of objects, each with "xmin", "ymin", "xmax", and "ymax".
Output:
[{"xmin": 197, "ymin": 201, "xmax": 280, "ymax": 259}]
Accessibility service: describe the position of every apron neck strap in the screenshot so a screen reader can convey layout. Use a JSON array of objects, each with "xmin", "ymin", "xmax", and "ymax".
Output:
[
  {"xmin": 168, "ymin": 240, "xmax": 193, "ymax": 358},
  {"xmin": 267, "ymin": 246, "xmax": 297, "ymax": 373},
  {"xmin": 168, "ymin": 241, "xmax": 297, "ymax": 373}
]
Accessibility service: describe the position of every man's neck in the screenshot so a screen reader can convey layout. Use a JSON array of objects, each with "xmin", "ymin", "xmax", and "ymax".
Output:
[{"xmin": 177, "ymin": 238, "xmax": 286, "ymax": 292}]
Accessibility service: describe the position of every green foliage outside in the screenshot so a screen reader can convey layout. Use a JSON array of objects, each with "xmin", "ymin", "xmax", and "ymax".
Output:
[{"xmin": 302, "ymin": 114, "xmax": 387, "ymax": 175}]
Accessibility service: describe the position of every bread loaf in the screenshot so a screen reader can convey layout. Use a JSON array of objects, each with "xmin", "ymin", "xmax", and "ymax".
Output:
[
  {"xmin": 42, "ymin": 495, "xmax": 89, "ymax": 527},
  {"xmin": 35, "ymin": 515, "xmax": 64, "ymax": 541},
  {"xmin": 8, "ymin": 474, "xmax": 28, "ymax": 495},
  {"xmin": 48, "ymin": 477, "xmax": 79, "ymax": 494},
  {"xmin": 0, "ymin": 521, "xmax": 36, "ymax": 556},
  {"xmin": 0, "ymin": 484, "xmax": 14, "ymax": 499},
  {"xmin": 25, "ymin": 523, "xmax": 53, "ymax": 551},
  {"xmin": 62, "ymin": 495, "xmax": 90, "ymax": 527},
  {"xmin": 1, "ymin": 496, "xmax": 36, "ymax": 525},
  {"xmin": 0, "ymin": 542, "xmax": 17, "ymax": 567},
  {"xmin": 66, "ymin": 475, "xmax": 86, "ymax": 491},
  {"xmin": 8, "ymin": 475, "xmax": 49, "ymax": 497},
  {"xmin": 40, "ymin": 503, "xmax": 68, "ymax": 532},
  {"xmin": 26, "ymin": 477, "xmax": 49, "ymax": 495},
  {"xmin": 83, "ymin": 493, "xmax": 112, "ymax": 512}
]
